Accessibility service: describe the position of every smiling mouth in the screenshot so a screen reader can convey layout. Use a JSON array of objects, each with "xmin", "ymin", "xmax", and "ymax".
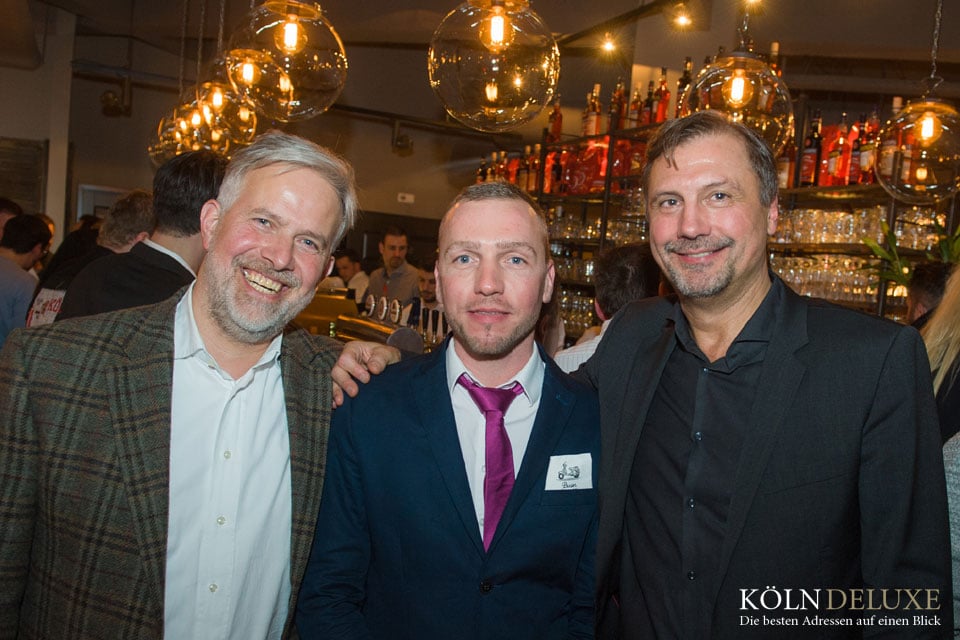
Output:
[{"xmin": 243, "ymin": 269, "xmax": 283, "ymax": 294}]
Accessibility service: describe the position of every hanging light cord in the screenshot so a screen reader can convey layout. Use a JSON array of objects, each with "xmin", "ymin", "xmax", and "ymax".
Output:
[
  {"xmin": 195, "ymin": 0, "xmax": 207, "ymax": 93},
  {"xmin": 217, "ymin": 0, "xmax": 226, "ymax": 55},
  {"xmin": 178, "ymin": 0, "xmax": 189, "ymax": 97},
  {"xmin": 925, "ymin": 0, "xmax": 944, "ymax": 96}
]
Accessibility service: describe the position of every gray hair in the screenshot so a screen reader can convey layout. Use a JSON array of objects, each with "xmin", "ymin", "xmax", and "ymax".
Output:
[
  {"xmin": 641, "ymin": 111, "xmax": 779, "ymax": 208},
  {"xmin": 217, "ymin": 130, "xmax": 359, "ymax": 248}
]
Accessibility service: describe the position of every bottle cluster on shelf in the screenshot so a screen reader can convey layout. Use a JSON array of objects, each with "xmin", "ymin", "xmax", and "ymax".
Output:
[
  {"xmin": 475, "ymin": 145, "xmax": 541, "ymax": 193},
  {"xmin": 790, "ymin": 109, "xmax": 881, "ymax": 189}
]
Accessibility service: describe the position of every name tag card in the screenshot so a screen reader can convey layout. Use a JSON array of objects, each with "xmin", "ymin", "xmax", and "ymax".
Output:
[{"xmin": 545, "ymin": 453, "xmax": 593, "ymax": 490}]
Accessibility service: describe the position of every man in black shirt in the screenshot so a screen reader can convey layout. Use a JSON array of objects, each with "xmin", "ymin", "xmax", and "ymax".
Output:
[{"xmin": 581, "ymin": 112, "xmax": 950, "ymax": 639}]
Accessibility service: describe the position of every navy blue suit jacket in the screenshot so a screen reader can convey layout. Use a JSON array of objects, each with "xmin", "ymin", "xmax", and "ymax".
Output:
[{"xmin": 296, "ymin": 341, "xmax": 600, "ymax": 640}]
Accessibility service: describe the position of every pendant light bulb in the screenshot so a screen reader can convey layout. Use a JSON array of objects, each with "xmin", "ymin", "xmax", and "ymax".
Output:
[
  {"xmin": 428, "ymin": 0, "xmax": 559, "ymax": 132},
  {"xmin": 722, "ymin": 68, "xmax": 754, "ymax": 108},
  {"xmin": 278, "ymin": 14, "xmax": 306, "ymax": 54},
  {"xmin": 919, "ymin": 111, "xmax": 943, "ymax": 146}
]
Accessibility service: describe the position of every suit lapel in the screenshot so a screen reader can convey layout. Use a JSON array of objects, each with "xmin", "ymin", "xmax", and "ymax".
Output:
[
  {"xmin": 488, "ymin": 354, "xmax": 574, "ymax": 553},
  {"xmin": 281, "ymin": 329, "xmax": 336, "ymax": 609},
  {"xmin": 413, "ymin": 344, "xmax": 487, "ymax": 555},
  {"xmin": 712, "ymin": 288, "xmax": 809, "ymax": 603},
  {"xmin": 108, "ymin": 294, "xmax": 181, "ymax": 609}
]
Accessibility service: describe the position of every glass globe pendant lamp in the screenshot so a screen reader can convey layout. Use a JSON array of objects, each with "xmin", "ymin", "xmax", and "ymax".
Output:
[
  {"xmin": 875, "ymin": 0, "xmax": 960, "ymax": 204},
  {"xmin": 428, "ymin": 0, "xmax": 560, "ymax": 133},
  {"xmin": 225, "ymin": 1, "xmax": 347, "ymax": 122},
  {"xmin": 678, "ymin": 9, "xmax": 793, "ymax": 156},
  {"xmin": 195, "ymin": 57, "xmax": 259, "ymax": 149}
]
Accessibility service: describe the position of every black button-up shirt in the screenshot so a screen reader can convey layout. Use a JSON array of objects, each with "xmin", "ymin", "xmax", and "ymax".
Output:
[{"xmin": 621, "ymin": 277, "xmax": 784, "ymax": 639}]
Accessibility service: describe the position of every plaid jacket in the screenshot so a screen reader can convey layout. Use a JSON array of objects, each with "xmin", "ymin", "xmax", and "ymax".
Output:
[{"xmin": 0, "ymin": 290, "xmax": 338, "ymax": 639}]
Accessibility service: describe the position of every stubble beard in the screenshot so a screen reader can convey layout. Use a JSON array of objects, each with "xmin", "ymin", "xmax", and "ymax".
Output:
[
  {"xmin": 661, "ymin": 237, "xmax": 735, "ymax": 299},
  {"xmin": 446, "ymin": 311, "xmax": 538, "ymax": 361},
  {"xmin": 203, "ymin": 255, "xmax": 310, "ymax": 345}
]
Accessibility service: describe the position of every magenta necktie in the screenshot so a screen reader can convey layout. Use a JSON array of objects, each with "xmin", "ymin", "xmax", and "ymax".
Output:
[{"xmin": 458, "ymin": 373, "xmax": 524, "ymax": 551}]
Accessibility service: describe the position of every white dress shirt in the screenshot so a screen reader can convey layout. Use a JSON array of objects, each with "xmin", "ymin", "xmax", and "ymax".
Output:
[
  {"xmin": 346, "ymin": 270, "xmax": 370, "ymax": 303},
  {"xmin": 165, "ymin": 284, "xmax": 292, "ymax": 639},
  {"xmin": 553, "ymin": 319, "xmax": 610, "ymax": 373},
  {"xmin": 143, "ymin": 237, "xmax": 196, "ymax": 277},
  {"xmin": 446, "ymin": 343, "xmax": 544, "ymax": 536}
]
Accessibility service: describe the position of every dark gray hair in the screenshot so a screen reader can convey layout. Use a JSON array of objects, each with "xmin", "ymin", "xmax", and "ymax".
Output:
[
  {"xmin": 217, "ymin": 130, "xmax": 359, "ymax": 248},
  {"xmin": 641, "ymin": 111, "xmax": 779, "ymax": 208}
]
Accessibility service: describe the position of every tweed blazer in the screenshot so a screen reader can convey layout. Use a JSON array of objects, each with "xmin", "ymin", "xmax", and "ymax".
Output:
[{"xmin": 0, "ymin": 289, "xmax": 339, "ymax": 639}]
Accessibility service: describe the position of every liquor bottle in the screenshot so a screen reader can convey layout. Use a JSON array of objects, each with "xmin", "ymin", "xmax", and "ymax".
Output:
[
  {"xmin": 527, "ymin": 143, "xmax": 541, "ymax": 193},
  {"xmin": 626, "ymin": 87, "xmax": 643, "ymax": 129},
  {"xmin": 608, "ymin": 78, "xmax": 626, "ymax": 132},
  {"xmin": 826, "ymin": 113, "xmax": 851, "ymax": 186},
  {"xmin": 581, "ymin": 84, "xmax": 602, "ymax": 136},
  {"xmin": 487, "ymin": 151, "xmax": 500, "ymax": 182},
  {"xmin": 776, "ymin": 136, "xmax": 796, "ymax": 189},
  {"xmin": 547, "ymin": 98, "xmax": 563, "ymax": 143},
  {"xmin": 516, "ymin": 145, "xmax": 531, "ymax": 189},
  {"xmin": 654, "ymin": 67, "xmax": 671, "ymax": 123},
  {"xmin": 675, "ymin": 57, "xmax": 693, "ymax": 118},
  {"xmin": 768, "ymin": 41, "xmax": 781, "ymax": 77},
  {"xmin": 799, "ymin": 109, "xmax": 822, "ymax": 187},
  {"xmin": 475, "ymin": 157, "xmax": 487, "ymax": 184},
  {"xmin": 498, "ymin": 150, "xmax": 510, "ymax": 182},
  {"xmin": 847, "ymin": 114, "xmax": 865, "ymax": 185},
  {"xmin": 857, "ymin": 108, "xmax": 879, "ymax": 184},
  {"xmin": 641, "ymin": 81, "xmax": 655, "ymax": 125}
]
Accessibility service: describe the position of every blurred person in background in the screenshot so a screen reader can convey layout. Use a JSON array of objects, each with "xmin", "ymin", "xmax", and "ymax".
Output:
[
  {"xmin": 28, "ymin": 190, "xmax": 154, "ymax": 326},
  {"xmin": 921, "ymin": 265, "xmax": 960, "ymax": 443},
  {"xmin": 554, "ymin": 243, "xmax": 661, "ymax": 373},
  {"xmin": 0, "ymin": 215, "xmax": 51, "ymax": 346}
]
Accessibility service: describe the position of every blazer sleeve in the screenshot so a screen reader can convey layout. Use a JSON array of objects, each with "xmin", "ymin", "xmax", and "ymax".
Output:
[
  {"xmin": 0, "ymin": 331, "xmax": 37, "ymax": 637},
  {"xmin": 295, "ymin": 397, "xmax": 373, "ymax": 640},
  {"xmin": 858, "ymin": 326, "xmax": 953, "ymax": 635}
]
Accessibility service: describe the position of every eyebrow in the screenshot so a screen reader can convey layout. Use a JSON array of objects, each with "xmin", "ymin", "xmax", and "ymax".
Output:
[
  {"xmin": 249, "ymin": 207, "xmax": 331, "ymax": 251},
  {"xmin": 444, "ymin": 240, "xmax": 539, "ymax": 254}
]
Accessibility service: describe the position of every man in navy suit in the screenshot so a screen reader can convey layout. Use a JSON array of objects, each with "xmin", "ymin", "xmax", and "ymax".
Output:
[{"xmin": 296, "ymin": 181, "xmax": 599, "ymax": 639}]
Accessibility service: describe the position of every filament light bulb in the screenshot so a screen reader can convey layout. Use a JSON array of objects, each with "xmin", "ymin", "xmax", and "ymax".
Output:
[
  {"xmin": 722, "ymin": 68, "xmax": 754, "ymax": 109},
  {"xmin": 278, "ymin": 15, "xmax": 306, "ymax": 54},
  {"xmin": 482, "ymin": 1, "xmax": 513, "ymax": 52},
  {"xmin": 211, "ymin": 88, "xmax": 224, "ymax": 110},
  {"xmin": 485, "ymin": 81, "xmax": 498, "ymax": 102},
  {"xmin": 919, "ymin": 111, "xmax": 943, "ymax": 146}
]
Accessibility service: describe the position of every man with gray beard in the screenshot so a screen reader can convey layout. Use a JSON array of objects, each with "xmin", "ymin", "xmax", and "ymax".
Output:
[{"xmin": 0, "ymin": 130, "xmax": 358, "ymax": 640}]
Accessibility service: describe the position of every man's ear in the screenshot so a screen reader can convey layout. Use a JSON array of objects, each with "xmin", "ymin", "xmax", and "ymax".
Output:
[
  {"xmin": 199, "ymin": 199, "xmax": 222, "ymax": 250},
  {"xmin": 324, "ymin": 255, "xmax": 335, "ymax": 277}
]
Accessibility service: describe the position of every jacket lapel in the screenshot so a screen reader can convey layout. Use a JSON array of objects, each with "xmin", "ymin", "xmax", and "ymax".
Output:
[
  {"xmin": 413, "ymin": 343, "xmax": 487, "ymax": 555},
  {"xmin": 107, "ymin": 293, "xmax": 181, "ymax": 609},
  {"xmin": 281, "ymin": 328, "xmax": 337, "ymax": 615},
  {"xmin": 712, "ymin": 288, "xmax": 809, "ymax": 603},
  {"xmin": 488, "ymin": 352, "xmax": 574, "ymax": 553}
]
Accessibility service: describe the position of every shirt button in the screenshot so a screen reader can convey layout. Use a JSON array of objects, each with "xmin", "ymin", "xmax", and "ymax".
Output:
[
  {"xmin": 694, "ymin": 431, "xmax": 703, "ymax": 441},
  {"xmin": 209, "ymin": 583, "xmax": 219, "ymax": 592},
  {"xmin": 479, "ymin": 581, "xmax": 493, "ymax": 594},
  {"xmin": 687, "ymin": 498, "xmax": 695, "ymax": 509},
  {"xmin": 687, "ymin": 571, "xmax": 696, "ymax": 581},
  {"xmin": 217, "ymin": 516, "xmax": 227, "ymax": 525},
  {"xmin": 223, "ymin": 450, "xmax": 232, "ymax": 459}
]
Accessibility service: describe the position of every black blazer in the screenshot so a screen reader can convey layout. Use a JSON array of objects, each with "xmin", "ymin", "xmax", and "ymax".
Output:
[
  {"xmin": 57, "ymin": 242, "xmax": 194, "ymax": 320},
  {"xmin": 578, "ymin": 282, "xmax": 951, "ymax": 639}
]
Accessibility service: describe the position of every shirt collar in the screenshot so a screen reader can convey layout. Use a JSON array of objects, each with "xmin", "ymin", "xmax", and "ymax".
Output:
[
  {"xmin": 670, "ymin": 275, "xmax": 784, "ymax": 370},
  {"xmin": 174, "ymin": 281, "xmax": 283, "ymax": 379},
  {"xmin": 445, "ymin": 340, "xmax": 544, "ymax": 408},
  {"xmin": 143, "ymin": 238, "xmax": 196, "ymax": 277}
]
